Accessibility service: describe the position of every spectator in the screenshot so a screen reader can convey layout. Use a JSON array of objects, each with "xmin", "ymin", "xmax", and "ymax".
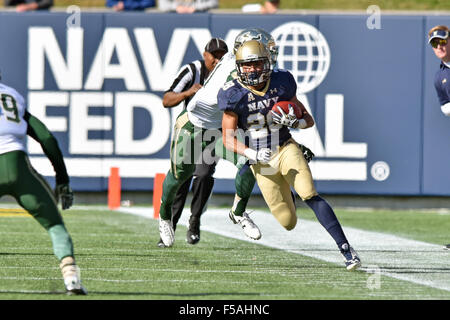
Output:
[
  {"xmin": 428, "ymin": 25, "xmax": 450, "ymax": 117},
  {"xmin": 158, "ymin": 0, "xmax": 218, "ymax": 13},
  {"xmin": 427, "ymin": 25, "xmax": 450, "ymax": 251},
  {"xmin": 4, "ymin": 0, "xmax": 53, "ymax": 12},
  {"xmin": 261, "ymin": 0, "xmax": 279, "ymax": 14},
  {"xmin": 106, "ymin": 0, "xmax": 155, "ymax": 11},
  {"xmin": 242, "ymin": 0, "xmax": 279, "ymax": 14}
]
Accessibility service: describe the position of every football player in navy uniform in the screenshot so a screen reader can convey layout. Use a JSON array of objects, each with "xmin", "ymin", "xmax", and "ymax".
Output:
[
  {"xmin": 158, "ymin": 27, "xmax": 313, "ymax": 248},
  {"xmin": 218, "ymin": 40, "xmax": 361, "ymax": 270},
  {"xmin": 157, "ymin": 31, "xmax": 266, "ymax": 247}
]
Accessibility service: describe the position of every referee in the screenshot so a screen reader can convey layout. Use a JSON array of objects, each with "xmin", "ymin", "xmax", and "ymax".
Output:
[{"xmin": 158, "ymin": 37, "xmax": 228, "ymax": 246}]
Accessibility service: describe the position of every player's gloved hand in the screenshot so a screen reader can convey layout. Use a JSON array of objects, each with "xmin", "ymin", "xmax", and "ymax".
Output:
[
  {"xmin": 271, "ymin": 105, "xmax": 299, "ymax": 128},
  {"xmin": 55, "ymin": 184, "xmax": 74, "ymax": 210},
  {"xmin": 244, "ymin": 148, "xmax": 272, "ymax": 164},
  {"xmin": 299, "ymin": 144, "xmax": 315, "ymax": 163},
  {"xmin": 256, "ymin": 148, "xmax": 272, "ymax": 163}
]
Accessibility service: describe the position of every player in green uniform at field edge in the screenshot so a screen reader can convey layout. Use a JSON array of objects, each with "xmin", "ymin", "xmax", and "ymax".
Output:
[{"xmin": 0, "ymin": 77, "xmax": 87, "ymax": 295}]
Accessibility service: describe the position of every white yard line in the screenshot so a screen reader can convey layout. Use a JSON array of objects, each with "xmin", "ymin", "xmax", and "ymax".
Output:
[{"xmin": 118, "ymin": 206, "xmax": 450, "ymax": 293}]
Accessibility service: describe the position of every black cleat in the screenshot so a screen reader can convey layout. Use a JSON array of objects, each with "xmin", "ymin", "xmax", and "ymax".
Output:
[
  {"xmin": 186, "ymin": 218, "xmax": 201, "ymax": 245},
  {"xmin": 186, "ymin": 229, "xmax": 200, "ymax": 244}
]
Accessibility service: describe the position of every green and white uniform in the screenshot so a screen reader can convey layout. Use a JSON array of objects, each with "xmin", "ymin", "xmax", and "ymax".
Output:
[
  {"xmin": 0, "ymin": 82, "xmax": 74, "ymax": 261},
  {"xmin": 160, "ymin": 52, "xmax": 256, "ymax": 220}
]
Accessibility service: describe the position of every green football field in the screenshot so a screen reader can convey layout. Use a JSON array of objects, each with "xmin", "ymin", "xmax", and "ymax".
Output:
[{"xmin": 0, "ymin": 203, "xmax": 449, "ymax": 304}]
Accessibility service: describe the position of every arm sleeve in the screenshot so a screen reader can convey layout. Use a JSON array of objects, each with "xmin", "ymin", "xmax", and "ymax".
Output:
[{"xmin": 24, "ymin": 111, "xmax": 69, "ymax": 185}]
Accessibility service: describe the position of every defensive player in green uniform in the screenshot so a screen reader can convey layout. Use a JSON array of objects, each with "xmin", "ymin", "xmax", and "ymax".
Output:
[
  {"xmin": 157, "ymin": 29, "xmax": 277, "ymax": 247},
  {"xmin": 0, "ymin": 79, "xmax": 87, "ymax": 295}
]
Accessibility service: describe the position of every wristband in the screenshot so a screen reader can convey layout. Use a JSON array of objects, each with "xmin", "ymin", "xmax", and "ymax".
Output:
[{"xmin": 244, "ymin": 148, "xmax": 257, "ymax": 161}]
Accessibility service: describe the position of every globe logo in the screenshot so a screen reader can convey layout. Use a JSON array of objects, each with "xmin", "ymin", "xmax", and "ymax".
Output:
[{"xmin": 271, "ymin": 22, "xmax": 331, "ymax": 94}]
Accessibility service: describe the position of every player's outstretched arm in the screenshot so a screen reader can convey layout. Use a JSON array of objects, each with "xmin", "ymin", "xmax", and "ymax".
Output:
[
  {"xmin": 24, "ymin": 111, "xmax": 69, "ymax": 185},
  {"xmin": 162, "ymin": 84, "xmax": 202, "ymax": 108},
  {"xmin": 24, "ymin": 111, "xmax": 74, "ymax": 209}
]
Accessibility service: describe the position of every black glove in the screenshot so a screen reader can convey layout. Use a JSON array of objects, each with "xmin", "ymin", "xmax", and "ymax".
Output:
[
  {"xmin": 55, "ymin": 184, "xmax": 74, "ymax": 210},
  {"xmin": 299, "ymin": 144, "xmax": 315, "ymax": 163}
]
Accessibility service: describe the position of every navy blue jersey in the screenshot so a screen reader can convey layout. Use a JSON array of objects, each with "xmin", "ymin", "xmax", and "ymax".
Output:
[
  {"xmin": 218, "ymin": 69, "xmax": 297, "ymax": 150},
  {"xmin": 434, "ymin": 62, "xmax": 450, "ymax": 106}
]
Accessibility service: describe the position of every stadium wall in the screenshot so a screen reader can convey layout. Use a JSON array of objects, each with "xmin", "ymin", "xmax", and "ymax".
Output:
[{"xmin": 1, "ymin": 11, "xmax": 449, "ymax": 198}]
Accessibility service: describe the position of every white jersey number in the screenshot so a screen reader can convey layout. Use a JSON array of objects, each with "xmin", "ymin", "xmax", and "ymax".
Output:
[{"xmin": 247, "ymin": 112, "xmax": 281, "ymax": 141}]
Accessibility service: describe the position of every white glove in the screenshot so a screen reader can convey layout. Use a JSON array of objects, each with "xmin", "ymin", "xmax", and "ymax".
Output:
[
  {"xmin": 256, "ymin": 148, "xmax": 272, "ymax": 163},
  {"xmin": 244, "ymin": 148, "xmax": 272, "ymax": 164},
  {"xmin": 271, "ymin": 105, "xmax": 299, "ymax": 128}
]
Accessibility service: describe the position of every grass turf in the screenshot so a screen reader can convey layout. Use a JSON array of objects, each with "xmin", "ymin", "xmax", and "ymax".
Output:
[{"xmin": 0, "ymin": 206, "xmax": 449, "ymax": 301}]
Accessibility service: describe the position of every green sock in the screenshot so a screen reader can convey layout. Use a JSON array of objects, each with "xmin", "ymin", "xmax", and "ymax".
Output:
[
  {"xmin": 231, "ymin": 195, "xmax": 248, "ymax": 216},
  {"xmin": 232, "ymin": 168, "xmax": 255, "ymax": 215},
  {"xmin": 160, "ymin": 171, "xmax": 192, "ymax": 220},
  {"xmin": 48, "ymin": 224, "xmax": 74, "ymax": 261}
]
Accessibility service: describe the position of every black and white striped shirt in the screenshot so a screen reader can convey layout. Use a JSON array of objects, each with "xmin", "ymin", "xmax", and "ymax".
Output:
[{"xmin": 164, "ymin": 60, "xmax": 209, "ymax": 109}]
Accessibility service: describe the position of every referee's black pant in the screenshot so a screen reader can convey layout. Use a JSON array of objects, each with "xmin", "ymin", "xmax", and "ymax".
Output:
[{"xmin": 171, "ymin": 162, "xmax": 216, "ymax": 232}]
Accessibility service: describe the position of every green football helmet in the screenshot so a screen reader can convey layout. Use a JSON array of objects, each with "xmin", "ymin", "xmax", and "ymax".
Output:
[{"xmin": 233, "ymin": 27, "xmax": 278, "ymax": 67}]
